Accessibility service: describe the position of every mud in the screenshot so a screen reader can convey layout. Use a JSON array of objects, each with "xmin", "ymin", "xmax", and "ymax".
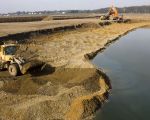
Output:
[{"xmin": 0, "ymin": 20, "xmax": 150, "ymax": 120}]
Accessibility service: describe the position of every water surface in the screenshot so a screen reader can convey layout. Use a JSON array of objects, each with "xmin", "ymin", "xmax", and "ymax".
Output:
[{"xmin": 92, "ymin": 28, "xmax": 150, "ymax": 120}]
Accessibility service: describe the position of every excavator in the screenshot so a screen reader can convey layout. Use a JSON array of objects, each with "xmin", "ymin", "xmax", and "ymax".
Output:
[
  {"xmin": 99, "ymin": 0, "xmax": 127, "ymax": 22},
  {"xmin": 100, "ymin": 6, "xmax": 123, "ymax": 21}
]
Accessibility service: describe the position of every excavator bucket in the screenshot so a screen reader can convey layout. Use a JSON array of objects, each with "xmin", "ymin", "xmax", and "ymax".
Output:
[{"xmin": 21, "ymin": 60, "xmax": 44, "ymax": 75}]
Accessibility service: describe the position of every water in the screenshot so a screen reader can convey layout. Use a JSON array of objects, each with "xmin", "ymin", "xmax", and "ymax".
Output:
[{"xmin": 92, "ymin": 28, "xmax": 150, "ymax": 120}]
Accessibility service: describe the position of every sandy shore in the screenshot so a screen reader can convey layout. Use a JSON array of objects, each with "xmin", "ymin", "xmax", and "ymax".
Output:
[{"xmin": 0, "ymin": 19, "xmax": 150, "ymax": 120}]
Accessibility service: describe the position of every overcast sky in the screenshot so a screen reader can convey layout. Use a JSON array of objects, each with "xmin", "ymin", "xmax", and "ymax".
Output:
[{"xmin": 0, "ymin": 0, "xmax": 150, "ymax": 13}]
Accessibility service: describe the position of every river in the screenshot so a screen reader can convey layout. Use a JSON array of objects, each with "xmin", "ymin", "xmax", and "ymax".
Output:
[{"xmin": 92, "ymin": 28, "xmax": 150, "ymax": 120}]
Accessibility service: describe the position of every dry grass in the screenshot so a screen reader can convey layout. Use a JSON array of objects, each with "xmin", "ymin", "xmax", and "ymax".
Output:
[
  {"xmin": 125, "ymin": 13, "xmax": 150, "ymax": 21},
  {"xmin": 0, "ymin": 14, "xmax": 97, "ymax": 23},
  {"xmin": 0, "ymin": 16, "xmax": 45, "ymax": 23},
  {"xmin": 0, "ymin": 18, "xmax": 99, "ymax": 37},
  {"xmin": 0, "ymin": 13, "xmax": 149, "ymax": 37}
]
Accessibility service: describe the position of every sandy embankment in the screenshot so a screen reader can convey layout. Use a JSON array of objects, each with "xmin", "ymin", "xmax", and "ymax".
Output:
[{"xmin": 0, "ymin": 19, "xmax": 150, "ymax": 120}]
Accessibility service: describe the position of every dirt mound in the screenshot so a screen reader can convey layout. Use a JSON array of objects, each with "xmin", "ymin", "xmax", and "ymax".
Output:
[
  {"xmin": 1, "ymin": 68, "xmax": 98, "ymax": 95},
  {"xmin": 0, "ymin": 68, "xmax": 110, "ymax": 120}
]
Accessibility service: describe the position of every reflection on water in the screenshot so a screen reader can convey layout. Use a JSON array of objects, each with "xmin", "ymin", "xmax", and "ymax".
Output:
[{"xmin": 92, "ymin": 28, "xmax": 150, "ymax": 120}]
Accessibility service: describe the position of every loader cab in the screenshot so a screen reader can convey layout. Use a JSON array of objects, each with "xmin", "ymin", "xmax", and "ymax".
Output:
[{"xmin": 0, "ymin": 44, "xmax": 17, "ymax": 61}]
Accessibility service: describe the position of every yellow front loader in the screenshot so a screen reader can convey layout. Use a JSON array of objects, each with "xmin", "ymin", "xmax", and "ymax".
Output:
[{"xmin": 0, "ymin": 43, "xmax": 43, "ymax": 76}]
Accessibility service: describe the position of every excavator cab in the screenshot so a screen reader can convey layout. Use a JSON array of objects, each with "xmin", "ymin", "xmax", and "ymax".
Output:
[{"xmin": 108, "ymin": 6, "xmax": 119, "ymax": 20}]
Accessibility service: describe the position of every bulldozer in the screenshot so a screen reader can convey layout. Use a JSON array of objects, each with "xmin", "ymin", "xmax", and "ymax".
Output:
[{"xmin": 0, "ymin": 43, "xmax": 44, "ymax": 76}]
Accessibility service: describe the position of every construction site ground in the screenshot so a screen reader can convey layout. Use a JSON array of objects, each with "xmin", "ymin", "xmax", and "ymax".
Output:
[{"xmin": 0, "ymin": 14, "xmax": 150, "ymax": 120}]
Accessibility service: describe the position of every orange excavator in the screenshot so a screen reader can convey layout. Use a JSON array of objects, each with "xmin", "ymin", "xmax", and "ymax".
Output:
[
  {"xmin": 100, "ymin": 6, "xmax": 123, "ymax": 21},
  {"xmin": 108, "ymin": 6, "xmax": 119, "ymax": 19}
]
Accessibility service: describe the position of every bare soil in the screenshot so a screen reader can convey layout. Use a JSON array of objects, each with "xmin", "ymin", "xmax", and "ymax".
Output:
[
  {"xmin": 0, "ymin": 19, "xmax": 99, "ymax": 37},
  {"xmin": 0, "ymin": 16, "xmax": 150, "ymax": 120}
]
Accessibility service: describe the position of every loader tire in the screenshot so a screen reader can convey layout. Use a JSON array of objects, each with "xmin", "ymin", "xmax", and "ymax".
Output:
[{"xmin": 8, "ymin": 64, "xmax": 20, "ymax": 76}]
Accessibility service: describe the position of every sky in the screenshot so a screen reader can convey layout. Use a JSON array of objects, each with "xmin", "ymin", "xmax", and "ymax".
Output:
[{"xmin": 0, "ymin": 0, "xmax": 150, "ymax": 13}]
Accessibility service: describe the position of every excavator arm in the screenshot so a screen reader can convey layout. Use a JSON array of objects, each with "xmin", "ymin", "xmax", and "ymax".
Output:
[{"xmin": 108, "ymin": 6, "xmax": 119, "ymax": 18}]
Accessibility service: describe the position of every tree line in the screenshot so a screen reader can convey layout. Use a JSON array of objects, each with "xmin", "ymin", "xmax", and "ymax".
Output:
[{"xmin": 67, "ymin": 5, "xmax": 150, "ymax": 14}]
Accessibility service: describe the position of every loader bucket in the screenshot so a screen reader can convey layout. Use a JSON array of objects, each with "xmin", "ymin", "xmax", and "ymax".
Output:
[{"xmin": 21, "ymin": 60, "xmax": 44, "ymax": 75}]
